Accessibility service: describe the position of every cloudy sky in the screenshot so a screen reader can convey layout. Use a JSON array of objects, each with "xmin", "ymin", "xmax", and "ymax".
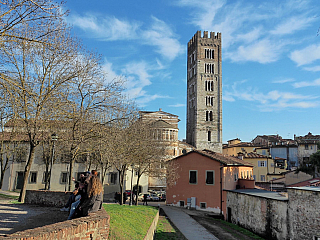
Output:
[{"xmin": 65, "ymin": 0, "xmax": 320, "ymax": 142}]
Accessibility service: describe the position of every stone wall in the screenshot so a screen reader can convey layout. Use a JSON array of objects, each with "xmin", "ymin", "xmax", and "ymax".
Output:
[
  {"xmin": 3, "ymin": 209, "xmax": 110, "ymax": 240},
  {"xmin": 288, "ymin": 187, "xmax": 320, "ymax": 240},
  {"xmin": 25, "ymin": 190, "xmax": 71, "ymax": 207},
  {"xmin": 226, "ymin": 191, "xmax": 288, "ymax": 240}
]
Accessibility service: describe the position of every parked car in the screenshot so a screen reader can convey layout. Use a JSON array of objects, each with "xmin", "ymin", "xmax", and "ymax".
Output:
[
  {"xmin": 138, "ymin": 193, "xmax": 151, "ymax": 201},
  {"xmin": 150, "ymin": 193, "xmax": 160, "ymax": 201},
  {"xmin": 125, "ymin": 190, "xmax": 132, "ymax": 197},
  {"xmin": 159, "ymin": 194, "xmax": 166, "ymax": 201}
]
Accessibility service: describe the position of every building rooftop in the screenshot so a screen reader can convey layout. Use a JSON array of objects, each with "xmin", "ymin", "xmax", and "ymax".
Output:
[
  {"xmin": 193, "ymin": 149, "xmax": 254, "ymax": 167},
  {"xmin": 227, "ymin": 188, "xmax": 288, "ymax": 201},
  {"xmin": 287, "ymin": 186, "xmax": 320, "ymax": 192}
]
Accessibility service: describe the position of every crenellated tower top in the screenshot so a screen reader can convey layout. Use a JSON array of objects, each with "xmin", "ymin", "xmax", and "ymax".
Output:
[{"xmin": 188, "ymin": 30, "xmax": 221, "ymax": 49}]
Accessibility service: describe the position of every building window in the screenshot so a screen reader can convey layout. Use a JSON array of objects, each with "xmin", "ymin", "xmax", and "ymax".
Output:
[
  {"xmin": 234, "ymin": 173, "xmax": 238, "ymax": 182},
  {"xmin": 260, "ymin": 175, "xmax": 266, "ymax": 181},
  {"xmin": 29, "ymin": 172, "xmax": 37, "ymax": 184},
  {"xmin": 206, "ymin": 171, "xmax": 214, "ymax": 185},
  {"xmin": 205, "ymin": 81, "xmax": 214, "ymax": 91},
  {"xmin": 205, "ymin": 49, "xmax": 214, "ymax": 59},
  {"xmin": 61, "ymin": 172, "xmax": 68, "ymax": 184},
  {"xmin": 204, "ymin": 64, "xmax": 214, "ymax": 74},
  {"xmin": 189, "ymin": 170, "xmax": 197, "ymax": 184},
  {"xmin": 258, "ymin": 161, "xmax": 267, "ymax": 167},
  {"xmin": 200, "ymin": 202, "xmax": 207, "ymax": 209},
  {"xmin": 110, "ymin": 172, "xmax": 117, "ymax": 184},
  {"xmin": 253, "ymin": 175, "xmax": 256, "ymax": 180},
  {"xmin": 208, "ymin": 131, "xmax": 211, "ymax": 141},
  {"xmin": 179, "ymin": 200, "xmax": 185, "ymax": 207},
  {"xmin": 305, "ymin": 144, "xmax": 309, "ymax": 150},
  {"xmin": 206, "ymin": 111, "xmax": 213, "ymax": 121},
  {"xmin": 206, "ymin": 96, "xmax": 214, "ymax": 106}
]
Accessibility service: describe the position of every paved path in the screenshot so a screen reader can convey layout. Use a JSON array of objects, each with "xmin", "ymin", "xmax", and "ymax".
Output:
[{"xmin": 161, "ymin": 206, "xmax": 219, "ymax": 240}]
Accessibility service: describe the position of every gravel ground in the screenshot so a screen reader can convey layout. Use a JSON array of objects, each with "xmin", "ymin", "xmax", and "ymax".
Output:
[{"xmin": 0, "ymin": 199, "xmax": 68, "ymax": 237}]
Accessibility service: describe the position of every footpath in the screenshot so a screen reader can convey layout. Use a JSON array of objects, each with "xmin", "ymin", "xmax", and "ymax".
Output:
[{"xmin": 161, "ymin": 206, "xmax": 219, "ymax": 240}]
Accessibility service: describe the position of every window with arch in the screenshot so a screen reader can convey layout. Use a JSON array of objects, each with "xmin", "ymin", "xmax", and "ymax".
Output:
[
  {"xmin": 206, "ymin": 96, "xmax": 214, "ymax": 106},
  {"xmin": 205, "ymin": 81, "xmax": 214, "ymax": 91},
  {"xmin": 205, "ymin": 49, "xmax": 214, "ymax": 59},
  {"xmin": 208, "ymin": 131, "xmax": 211, "ymax": 141},
  {"xmin": 206, "ymin": 111, "xmax": 213, "ymax": 121},
  {"xmin": 204, "ymin": 64, "xmax": 214, "ymax": 74}
]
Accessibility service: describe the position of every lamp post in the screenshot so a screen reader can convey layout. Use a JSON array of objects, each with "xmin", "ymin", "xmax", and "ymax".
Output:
[
  {"xmin": 48, "ymin": 133, "xmax": 58, "ymax": 191},
  {"xmin": 129, "ymin": 164, "xmax": 134, "ymax": 206}
]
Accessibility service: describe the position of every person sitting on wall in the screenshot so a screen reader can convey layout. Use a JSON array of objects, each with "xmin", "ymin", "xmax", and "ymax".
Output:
[
  {"xmin": 60, "ymin": 175, "xmax": 83, "ymax": 212},
  {"xmin": 71, "ymin": 174, "xmax": 103, "ymax": 219},
  {"xmin": 67, "ymin": 174, "xmax": 88, "ymax": 219}
]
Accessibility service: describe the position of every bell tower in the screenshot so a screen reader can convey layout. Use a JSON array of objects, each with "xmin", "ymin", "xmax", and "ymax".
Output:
[{"xmin": 186, "ymin": 31, "xmax": 222, "ymax": 153}]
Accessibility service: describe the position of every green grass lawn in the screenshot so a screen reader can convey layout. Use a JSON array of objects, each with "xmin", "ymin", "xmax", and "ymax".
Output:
[{"xmin": 103, "ymin": 204, "xmax": 158, "ymax": 240}]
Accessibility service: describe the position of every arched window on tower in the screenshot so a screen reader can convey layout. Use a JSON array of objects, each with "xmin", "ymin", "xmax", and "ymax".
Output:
[{"xmin": 208, "ymin": 131, "xmax": 211, "ymax": 141}]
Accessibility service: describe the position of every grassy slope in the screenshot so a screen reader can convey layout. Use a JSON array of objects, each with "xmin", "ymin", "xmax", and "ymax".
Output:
[{"xmin": 103, "ymin": 204, "xmax": 158, "ymax": 240}]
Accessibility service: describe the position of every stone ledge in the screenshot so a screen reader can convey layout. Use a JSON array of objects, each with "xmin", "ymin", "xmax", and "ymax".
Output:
[
  {"xmin": 2, "ymin": 208, "xmax": 110, "ymax": 240},
  {"xmin": 144, "ymin": 208, "xmax": 159, "ymax": 240},
  {"xmin": 25, "ymin": 190, "xmax": 72, "ymax": 207}
]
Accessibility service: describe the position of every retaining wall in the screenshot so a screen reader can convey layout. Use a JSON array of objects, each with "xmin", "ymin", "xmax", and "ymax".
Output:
[
  {"xmin": 3, "ymin": 190, "xmax": 110, "ymax": 240},
  {"xmin": 25, "ymin": 190, "xmax": 72, "ymax": 207}
]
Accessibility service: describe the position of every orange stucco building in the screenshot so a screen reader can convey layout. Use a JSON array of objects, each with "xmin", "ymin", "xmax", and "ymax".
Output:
[{"xmin": 166, "ymin": 150, "xmax": 254, "ymax": 217}]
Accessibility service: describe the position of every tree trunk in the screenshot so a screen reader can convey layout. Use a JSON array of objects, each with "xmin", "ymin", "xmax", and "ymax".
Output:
[
  {"xmin": 0, "ymin": 155, "xmax": 10, "ymax": 189},
  {"xmin": 44, "ymin": 162, "xmax": 49, "ymax": 190},
  {"xmin": 135, "ymin": 174, "xmax": 141, "ymax": 206},
  {"xmin": 18, "ymin": 143, "xmax": 36, "ymax": 203},
  {"xmin": 68, "ymin": 157, "xmax": 75, "ymax": 191}
]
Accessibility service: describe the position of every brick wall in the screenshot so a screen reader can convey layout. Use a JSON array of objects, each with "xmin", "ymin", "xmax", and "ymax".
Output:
[
  {"xmin": 25, "ymin": 190, "xmax": 72, "ymax": 207},
  {"xmin": 4, "ymin": 190, "xmax": 110, "ymax": 240},
  {"xmin": 3, "ymin": 209, "xmax": 110, "ymax": 240}
]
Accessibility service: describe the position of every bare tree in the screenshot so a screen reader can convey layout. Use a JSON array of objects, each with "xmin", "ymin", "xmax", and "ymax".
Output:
[
  {"xmin": 0, "ymin": 0, "xmax": 66, "ymax": 44},
  {"xmin": 0, "ymin": 9, "xmax": 85, "ymax": 202},
  {"xmin": 128, "ymin": 120, "xmax": 166, "ymax": 205},
  {"xmin": 60, "ymin": 56, "xmax": 130, "ymax": 191}
]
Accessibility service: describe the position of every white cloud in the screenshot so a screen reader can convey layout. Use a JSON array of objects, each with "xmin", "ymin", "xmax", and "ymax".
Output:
[
  {"xmin": 68, "ymin": 14, "xmax": 140, "ymax": 40},
  {"xmin": 270, "ymin": 16, "xmax": 315, "ymax": 35},
  {"xmin": 303, "ymin": 66, "xmax": 320, "ymax": 72},
  {"xmin": 293, "ymin": 78, "xmax": 320, "ymax": 88},
  {"xmin": 68, "ymin": 14, "xmax": 183, "ymax": 61},
  {"xmin": 176, "ymin": 0, "xmax": 226, "ymax": 30},
  {"xmin": 169, "ymin": 103, "xmax": 185, "ymax": 107},
  {"xmin": 135, "ymin": 94, "xmax": 170, "ymax": 107},
  {"xmin": 226, "ymin": 39, "xmax": 282, "ymax": 63},
  {"xmin": 290, "ymin": 44, "xmax": 320, "ymax": 66},
  {"xmin": 272, "ymin": 78, "xmax": 295, "ymax": 84},
  {"xmin": 101, "ymin": 59, "xmax": 120, "ymax": 83},
  {"xmin": 142, "ymin": 16, "xmax": 184, "ymax": 61},
  {"xmin": 123, "ymin": 61, "xmax": 152, "ymax": 91},
  {"xmin": 236, "ymin": 27, "xmax": 262, "ymax": 44},
  {"xmin": 224, "ymin": 81, "xmax": 319, "ymax": 111}
]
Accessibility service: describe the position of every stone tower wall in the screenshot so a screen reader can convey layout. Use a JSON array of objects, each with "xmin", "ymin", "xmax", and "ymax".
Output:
[{"xmin": 186, "ymin": 31, "xmax": 222, "ymax": 153}]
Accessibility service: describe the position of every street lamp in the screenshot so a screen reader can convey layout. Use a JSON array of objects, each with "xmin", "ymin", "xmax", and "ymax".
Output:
[
  {"xmin": 129, "ymin": 164, "xmax": 134, "ymax": 206},
  {"xmin": 48, "ymin": 133, "xmax": 58, "ymax": 191}
]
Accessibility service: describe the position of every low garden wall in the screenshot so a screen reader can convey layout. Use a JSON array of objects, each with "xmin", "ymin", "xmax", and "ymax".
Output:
[
  {"xmin": 25, "ymin": 190, "xmax": 72, "ymax": 207},
  {"xmin": 3, "ymin": 190, "xmax": 110, "ymax": 240}
]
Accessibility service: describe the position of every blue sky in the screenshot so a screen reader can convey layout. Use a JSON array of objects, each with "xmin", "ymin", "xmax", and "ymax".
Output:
[{"xmin": 64, "ymin": 0, "xmax": 320, "ymax": 143}]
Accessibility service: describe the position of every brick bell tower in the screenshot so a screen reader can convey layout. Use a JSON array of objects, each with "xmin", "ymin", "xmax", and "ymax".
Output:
[{"xmin": 186, "ymin": 31, "xmax": 222, "ymax": 153}]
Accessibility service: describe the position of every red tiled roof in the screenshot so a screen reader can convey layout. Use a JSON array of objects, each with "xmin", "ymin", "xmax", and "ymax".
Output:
[
  {"xmin": 171, "ymin": 149, "xmax": 253, "ymax": 167},
  {"xmin": 287, "ymin": 178, "xmax": 320, "ymax": 187}
]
